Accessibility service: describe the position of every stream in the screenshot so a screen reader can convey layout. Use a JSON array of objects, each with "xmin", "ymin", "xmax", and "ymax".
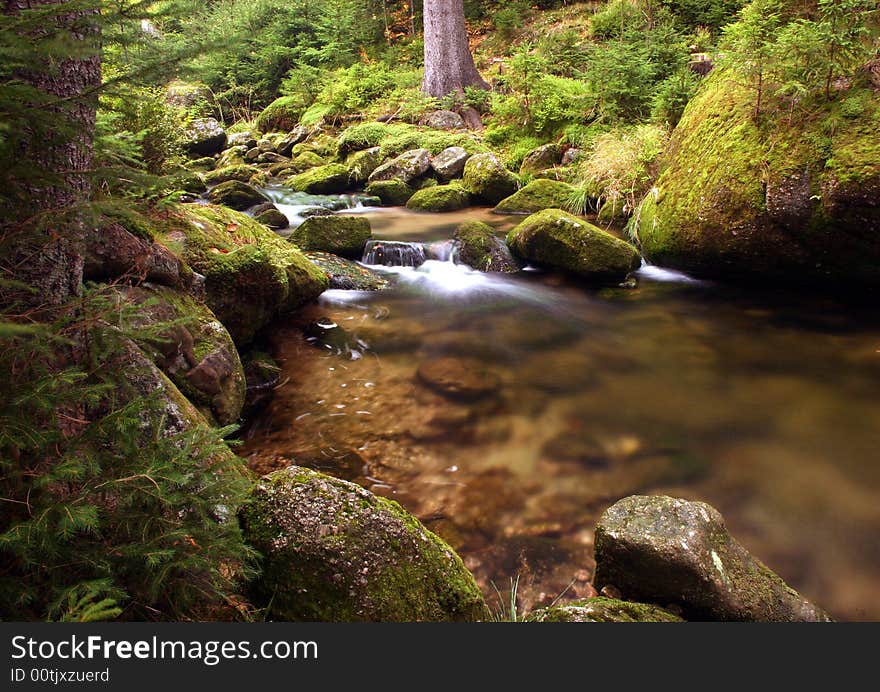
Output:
[{"xmin": 240, "ymin": 192, "xmax": 880, "ymax": 621}]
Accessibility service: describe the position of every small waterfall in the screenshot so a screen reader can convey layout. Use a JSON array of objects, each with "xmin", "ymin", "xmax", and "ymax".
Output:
[
  {"xmin": 426, "ymin": 239, "xmax": 459, "ymax": 263},
  {"xmin": 362, "ymin": 240, "xmax": 428, "ymax": 267}
]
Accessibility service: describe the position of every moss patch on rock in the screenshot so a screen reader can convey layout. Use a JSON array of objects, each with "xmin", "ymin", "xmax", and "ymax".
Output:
[
  {"xmin": 463, "ymin": 153, "xmax": 520, "ymax": 205},
  {"xmin": 206, "ymin": 180, "xmax": 269, "ymax": 211},
  {"xmin": 507, "ymin": 209, "xmax": 640, "ymax": 282},
  {"xmin": 406, "ymin": 184, "xmax": 471, "ymax": 212},
  {"xmin": 203, "ymin": 164, "xmax": 261, "ymax": 186},
  {"xmin": 255, "ymin": 95, "xmax": 307, "ymax": 133},
  {"xmin": 494, "ymin": 179, "xmax": 576, "ymax": 214},
  {"xmin": 364, "ymin": 179, "xmax": 415, "ymax": 206},
  {"xmin": 240, "ymin": 466, "xmax": 490, "ymax": 621},
  {"xmin": 304, "ymin": 251, "xmax": 389, "ymax": 290},
  {"xmin": 454, "ymin": 220, "xmax": 520, "ymax": 273},
  {"xmin": 286, "ymin": 164, "xmax": 351, "ymax": 194},
  {"xmin": 289, "ymin": 215, "xmax": 372, "ymax": 259},
  {"xmin": 527, "ymin": 597, "xmax": 684, "ymax": 622}
]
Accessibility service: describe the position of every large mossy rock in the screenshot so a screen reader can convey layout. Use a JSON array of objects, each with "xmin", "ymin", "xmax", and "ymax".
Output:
[
  {"xmin": 287, "ymin": 163, "xmax": 351, "ymax": 194},
  {"xmin": 594, "ymin": 495, "xmax": 832, "ymax": 622},
  {"xmin": 110, "ymin": 285, "xmax": 246, "ymax": 426},
  {"xmin": 346, "ymin": 147, "xmax": 384, "ymax": 185},
  {"xmin": 527, "ymin": 597, "xmax": 684, "ymax": 623},
  {"xmin": 184, "ymin": 117, "xmax": 227, "ymax": 156},
  {"xmin": 255, "ymin": 96, "xmax": 306, "ymax": 133},
  {"xmin": 304, "ymin": 251, "xmax": 389, "ymax": 290},
  {"xmin": 507, "ymin": 209, "xmax": 640, "ymax": 282},
  {"xmin": 462, "ymin": 153, "xmax": 519, "ymax": 205},
  {"xmin": 287, "ymin": 151, "xmax": 327, "ymax": 175},
  {"xmin": 494, "ymin": 179, "xmax": 576, "ymax": 215},
  {"xmin": 454, "ymin": 220, "xmax": 519, "ymax": 273},
  {"xmin": 289, "ymin": 215, "xmax": 372, "ymax": 259},
  {"xmin": 240, "ymin": 466, "xmax": 490, "ymax": 622},
  {"xmin": 635, "ymin": 74, "xmax": 880, "ymax": 286},
  {"xmin": 206, "ymin": 180, "xmax": 269, "ymax": 211},
  {"xmin": 364, "ymin": 179, "xmax": 415, "ymax": 206},
  {"xmin": 159, "ymin": 204, "xmax": 327, "ymax": 345},
  {"xmin": 368, "ymin": 148, "xmax": 431, "ymax": 185},
  {"xmin": 406, "ymin": 184, "xmax": 470, "ymax": 213},
  {"xmin": 203, "ymin": 164, "xmax": 261, "ymax": 186}
]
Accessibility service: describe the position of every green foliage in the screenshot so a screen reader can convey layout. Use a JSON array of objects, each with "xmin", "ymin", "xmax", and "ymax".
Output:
[
  {"xmin": 659, "ymin": 0, "xmax": 747, "ymax": 31},
  {"xmin": 0, "ymin": 291, "xmax": 256, "ymax": 621},
  {"xmin": 590, "ymin": 0, "xmax": 642, "ymax": 40},
  {"xmin": 651, "ymin": 68, "xmax": 701, "ymax": 126}
]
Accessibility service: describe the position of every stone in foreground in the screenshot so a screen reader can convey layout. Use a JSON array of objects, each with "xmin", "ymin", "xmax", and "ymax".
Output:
[
  {"xmin": 506, "ymin": 209, "xmax": 640, "ymax": 282},
  {"xmin": 462, "ymin": 152, "xmax": 519, "ymax": 205},
  {"xmin": 594, "ymin": 495, "xmax": 832, "ymax": 622},
  {"xmin": 368, "ymin": 148, "xmax": 431, "ymax": 186},
  {"xmin": 406, "ymin": 184, "xmax": 470, "ymax": 213},
  {"xmin": 527, "ymin": 597, "xmax": 684, "ymax": 622},
  {"xmin": 454, "ymin": 220, "xmax": 519, "ymax": 273},
  {"xmin": 494, "ymin": 179, "xmax": 576, "ymax": 215},
  {"xmin": 241, "ymin": 466, "xmax": 490, "ymax": 622}
]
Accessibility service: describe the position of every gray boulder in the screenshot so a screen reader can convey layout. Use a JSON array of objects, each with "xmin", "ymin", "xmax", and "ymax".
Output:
[
  {"xmin": 594, "ymin": 495, "xmax": 832, "ymax": 622},
  {"xmin": 431, "ymin": 146, "xmax": 470, "ymax": 180},
  {"xmin": 419, "ymin": 110, "xmax": 465, "ymax": 130},
  {"xmin": 276, "ymin": 126, "xmax": 309, "ymax": 156},
  {"xmin": 185, "ymin": 117, "xmax": 227, "ymax": 156},
  {"xmin": 368, "ymin": 148, "xmax": 431, "ymax": 185},
  {"xmin": 519, "ymin": 143, "xmax": 562, "ymax": 176}
]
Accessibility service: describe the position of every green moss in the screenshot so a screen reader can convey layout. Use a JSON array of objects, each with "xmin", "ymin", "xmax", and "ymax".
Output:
[
  {"xmin": 346, "ymin": 147, "xmax": 384, "ymax": 185},
  {"xmin": 405, "ymin": 184, "xmax": 470, "ymax": 213},
  {"xmin": 186, "ymin": 156, "xmax": 216, "ymax": 172},
  {"xmin": 289, "ymin": 151, "xmax": 327, "ymax": 174},
  {"xmin": 101, "ymin": 206, "xmax": 157, "ymax": 241},
  {"xmin": 454, "ymin": 220, "xmax": 520, "ymax": 273},
  {"xmin": 286, "ymin": 163, "xmax": 351, "ymax": 194},
  {"xmin": 205, "ymin": 180, "xmax": 269, "ymax": 210},
  {"xmin": 527, "ymin": 597, "xmax": 684, "ymax": 622},
  {"xmin": 255, "ymin": 95, "xmax": 308, "ymax": 133},
  {"xmin": 494, "ymin": 179, "xmax": 576, "ymax": 214},
  {"xmin": 288, "ymin": 215, "xmax": 372, "ymax": 259},
  {"xmin": 462, "ymin": 153, "xmax": 520, "ymax": 205},
  {"xmin": 507, "ymin": 208, "xmax": 640, "ymax": 281},
  {"xmin": 364, "ymin": 179, "xmax": 414, "ymax": 206},
  {"xmin": 203, "ymin": 164, "xmax": 260, "ymax": 185},
  {"xmin": 379, "ymin": 126, "xmax": 487, "ymax": 158},
  {"xmin": 337, "ymin": 122, "xmax": 412, "ymax": 156}
]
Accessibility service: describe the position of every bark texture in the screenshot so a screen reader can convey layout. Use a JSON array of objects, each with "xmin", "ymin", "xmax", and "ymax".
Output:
[
  {"xmin": 422, "ymin": 0, "xmax": 489, "ymax": 98},
  {"xmin": 2, "ymin": 1, "xmax": 101, "ymax": 309}
]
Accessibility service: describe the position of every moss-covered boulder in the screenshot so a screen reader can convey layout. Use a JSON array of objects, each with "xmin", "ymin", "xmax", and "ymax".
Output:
[
  {"xmin": 203, "ymin": 164, "xmax": 261, "ymax": 186},
  {"xmin": 186, "ymin": 156, "xmax": 216, "ymax": 172},
  {"xmin": 159, "ymin": 204, "xmax": 327, "ymax": 345},
  {"xmin": 519, "ymin": 143, "xmax": 563, "ymax": 176},
  {"xmin": 255, "ymin": 95, "xmax": 307, "ymax": 133},
  {"xmin": 494, "ymin": 179, "xmax": 576, "ymax": 214},
  {"xmin": 364, "ymin": 179, "xmax": 415, "ymax": 206},
  {"xmin": 205, "ymin": 180, "xmax": 270, "ymax": 211},
  {"xmin": 462, "ymin": 153, "xmax": 520, "ymax": 205},
  {"xmin": 346, "ymin": 146, "xmax": 384, "ymax": 185},
  {"xmin": 289, "ymin": 215, "xmax": 372, "ymax": 259},
  {"xmin": 337, "ymin": 122, "xmax": 398, "ymax": 156},
  {"xmin": 286, "ymin": 164, "xmax": 351, "ymax": 194},
  {"xmin": 254, "ymin": 207, "xmax": 289, "ymax": 230},
  {"xmin": 507, "ymin": 209, "xmax": 640, "ymax": 281},
  {"xmin": 240, "ymin": 466, "xmax": 490, "ymax": 621},
  {"xmin": 595, "ymin": 495, "xmax": 831, "ymax": 622},
  {"xmin": 454, "ymin": 220, "xmax": 520, "ymax": 273},
  {"xmin": 111, "ymin": 285, "xmax": 246, "ymax": 426},
  {"xmin": 368, "ymin": 148, "xmax": 431, "ymax": 186},
  {"xmin": 304, "ymin": 251, "xmax": 389, "ymax": 290},
  {"xmin": 635, "ymin": 74, "xmax": 880, "ymax": 286},
  {"xmin": 288, "ymin": 151, "xmax": 327, "ymax": 175},
  {"xmin": 527, "ymin": 597, "xmax": 684, "ymax": 622},
  {"xmin": 419, "ymin": 110, "xmax": 466, "ymax": 130},
  {"xmin": 430, "ymin": 146, "xmax": 470, "ymax": 180},
  {"xmin": 406, "ymin": 184, "xmax": 470, "ymax": 213},
  {"xmin": 216, "ymin": 146, "xmax": 247, "ymax": 169},
  {"xmin": 184, "ymin": 117, "xmax": 227, "ymax": 156}
]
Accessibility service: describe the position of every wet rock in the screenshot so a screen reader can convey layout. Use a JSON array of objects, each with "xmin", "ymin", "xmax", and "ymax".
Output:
[
  {"xmin": 594, "ymin": 495, "xmax": 832, "ymax": 621},
  {"xmin": 346, "ymin": 146, "xmax": 384, "ymax": 185},
  {"xmin": 430, "ymin": 146, "xmax": 470, "ymax": 180},
  {"xmin": 304, "ymin": 251, "xmax": 389, "ymax": 291},
  {"xmin": 416, "ymin": 357, "xmax": 500, "ymax": 401},
  {"xmin": 494, "ymin": 179, "xmax": 576, "ymax": 215},
  {"xmin": 203, "ymin": 164, "xmax": 260, "ymax": 186},
  {"xmin": 205, "ymin": 180, "xmax": 270, "ymax": 210},
  {"xmin": 406, "ymin": 184, "xmax": 471, "ymax": 213},
  {"xmin": 254, "ymin": 207, "xmax": 289, "ymax": 230},
  {"xmin": 289, "ymin": 215, "xmax": 372, "ymax": 259},
  {"xmin": 364, "ymin": 179, "xmax": 415, "ymax": 206},
  {"xmin": 216, "ymin": 145, "xmax": 248, "ymax": 168},
  {"xmin": 453, "ymin": 220, "xmax": 520, "ymax": 273},
  {"xmin": 242, "ymin": 351, "xmax": 281, "ymax": 414},
  {"xmin": 527, "ymin": 597, "xmax": 684, "ymax": 622},
  {"xmin": 286, "ymin": 163, "xmax": 351, "ymax": 195},
  {"xmin": 462, "ymin": 152, "xmax": 519, "ymax": 205},
  {"xmin": 240, "ymin": 466, "xmax": 490, "ymax": 621},
  {"xmin": 519, "ymin": 143, "xmax": 562, "ymax": 176},
  {"xmin": 368, "ymin": 148, "xmax": 431, "ymax": 185},
  {"xmin": 506, "ymin": 209, "xmax": 640, "ymax": 283},
  {"xmin": 302, "ymin": 318, "xmax": 368, "ymax": 358},
  {"xmin": 420, "ymin": 110, "xmax": 466, "ymax": 130},
  {"xmin": 185, "ymin": 117, "xmax": 227, "ymax": 156}
]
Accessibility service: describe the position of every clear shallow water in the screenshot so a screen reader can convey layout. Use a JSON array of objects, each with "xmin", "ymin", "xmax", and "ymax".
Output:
[{"xmin": 240, "ymin": 211, "xmax": 880, "ymax": 620}]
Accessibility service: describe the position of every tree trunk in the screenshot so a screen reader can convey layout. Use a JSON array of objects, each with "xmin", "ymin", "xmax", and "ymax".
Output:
[
  {"xmin": 2, "ymin": 1, "xmax": 101, "ymax": 310},
  {"xmin": 422, "ymin": 0, "xmax": 489, "ymax": 98}
]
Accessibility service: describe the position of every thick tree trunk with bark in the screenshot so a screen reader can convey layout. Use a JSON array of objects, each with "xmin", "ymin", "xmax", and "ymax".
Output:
[
  {"xmin": 422, "ymin": 0, "xmax": 488, "ymax": 98},
  {"xmin": 2, "ymin": 1, "xmax": 101, "ymax": 309}
]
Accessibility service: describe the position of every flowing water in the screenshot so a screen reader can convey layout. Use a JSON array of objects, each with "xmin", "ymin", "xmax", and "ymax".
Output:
[{"xmin": 240, "ymin": 204, "xmax": 880, "ymax": 620}]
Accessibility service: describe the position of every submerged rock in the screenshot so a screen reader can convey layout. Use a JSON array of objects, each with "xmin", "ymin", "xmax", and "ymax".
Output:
[
  {"xmin": 594, "ymin": 495, "xmax": 832, "ymax": 622},
  {"xmin": 430, "ymin": 146, "xmax": 470, "ymax": 180},
  {"xmin": 368, "ymin": 148, "xmax": 431, "ymax": 186},
  {"xmin": 417, "ymin": 357, "xmax": 500, "ymax": 401},
  {"xmin": 406, "ymin": 184, "xmax": 471, "ymax": 213},
  {"xmin": 240, "ymin": 466, "xmax": 490, "ymax": 621},
  {"xmin": 494, "ymin": 179, "xmax": 576, "ymax": 215},
  {"xmin": 286, "ymin": 163, "xmax": 351, "ymax": 195},
  {"xmin": 462, "ymin": 152, "xmax": 519, "ymax": 205},
  {"xmin": 242, "ymin": 351, "xmax": 281, "ymax": 414},
  {"xmin": 289, "ymin": 215, "xmax": 372, "ymax": 259},
  {"xmin": 506, "ymin": 209, "xmax": 640, "ymax": 282},
  {"xmin": 364, "ymin": 179, "xmax": 415, "ymax": 206},
  {"xmin": 454, "ymin": 220, "xmax": 520, "ymax": 273},
  {"xmin": 205, "ymin": 180, "xmax": 269, "ymax": 211},
  {"xmin": 527, "ymin": 597, "xmax": 684, "ymax": 622},
  {"xmin": 304, "ymin": 251, "xmax": 389, "ymax": 291}
]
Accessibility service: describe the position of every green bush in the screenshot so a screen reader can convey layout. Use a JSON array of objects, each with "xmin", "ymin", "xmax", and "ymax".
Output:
[
  {"xmin": 651, "ymin": 68, "xmax": 700, "ymax": 126},
  {"xmin": 590, "ymin": 0, "xmax": 642, "ymax": 40}
]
